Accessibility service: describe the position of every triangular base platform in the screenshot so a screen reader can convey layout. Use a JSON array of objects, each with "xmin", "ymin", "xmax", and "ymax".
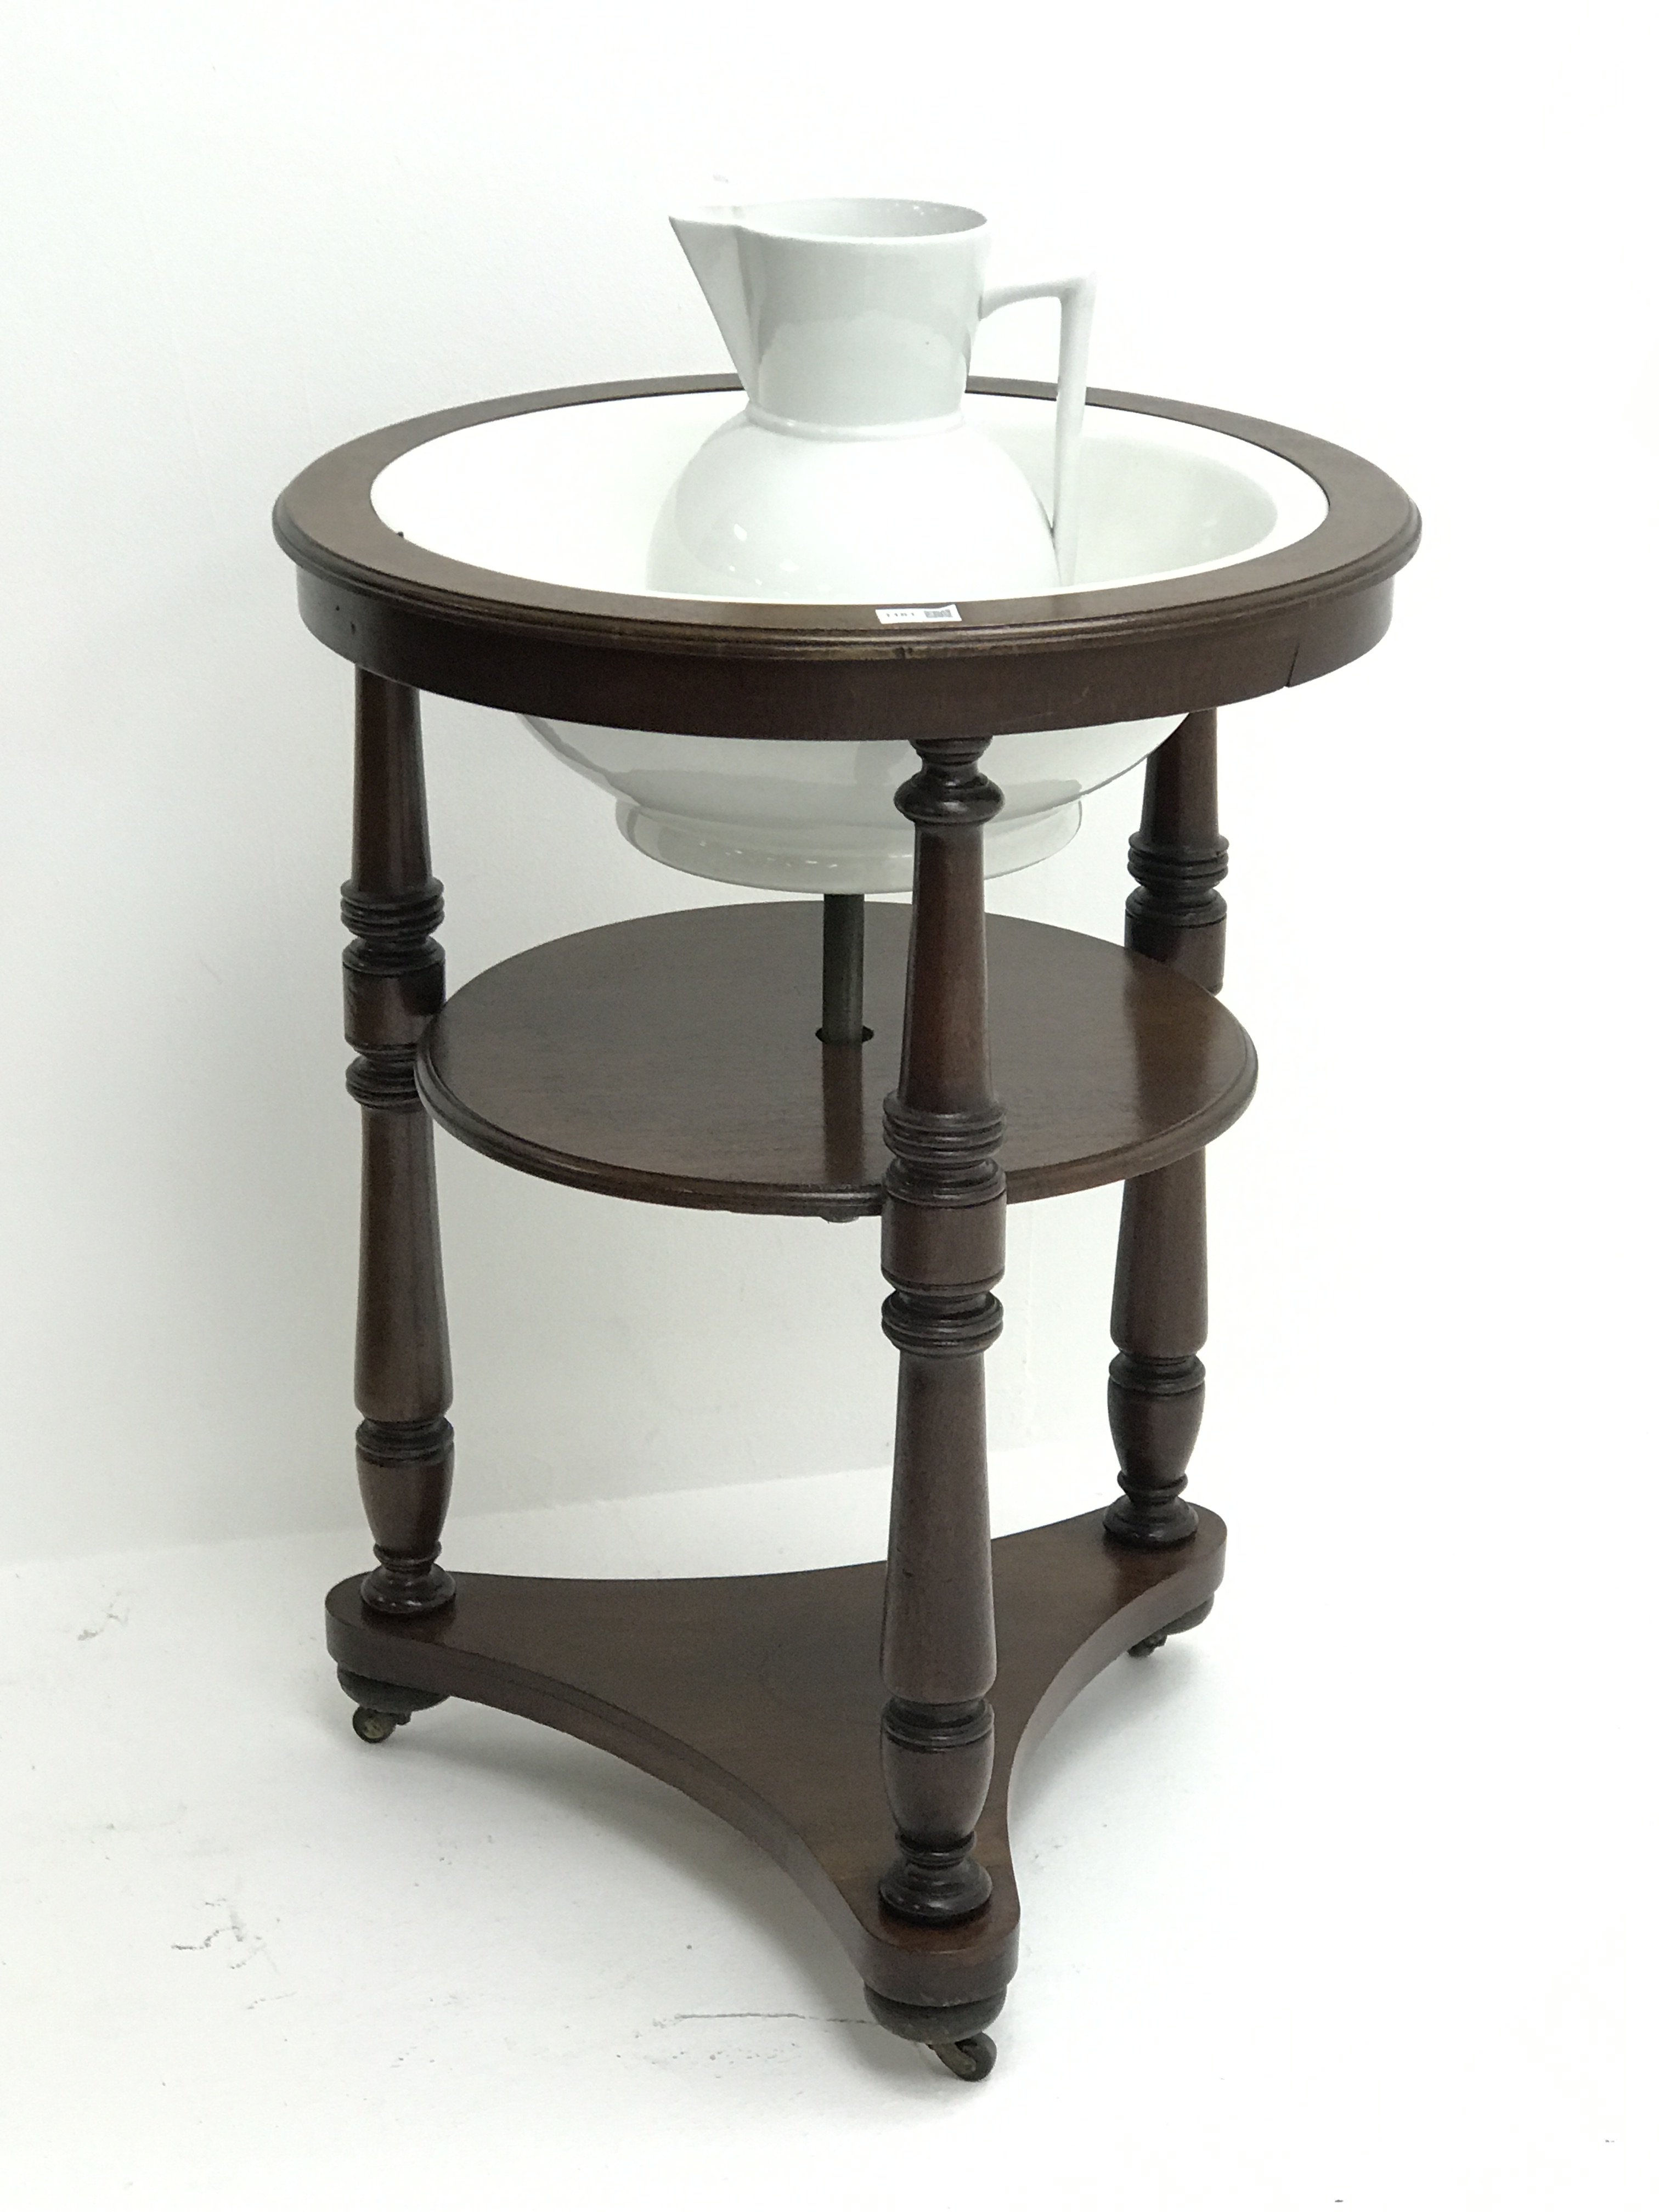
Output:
[{"xmin": 325, "ymin": 1506, "xmax": 1224, "ymax": 2017}]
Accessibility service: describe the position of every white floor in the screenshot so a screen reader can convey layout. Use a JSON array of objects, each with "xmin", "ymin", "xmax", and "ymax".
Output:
[{"xmin": 2, "ymin": 1446, "xmax": 1649, "ymax": 2211}]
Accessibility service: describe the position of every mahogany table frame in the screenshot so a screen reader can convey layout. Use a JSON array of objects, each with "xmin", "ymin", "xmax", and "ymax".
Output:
[{"xmin": 275, "ymin": 376, "xmax": 1418, "ymax": 2080}]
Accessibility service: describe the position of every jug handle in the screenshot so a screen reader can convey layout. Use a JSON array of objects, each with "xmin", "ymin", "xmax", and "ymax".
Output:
[{"xmin": 977, "ymin": 271, "xmax": 1097, "ymax": 584}]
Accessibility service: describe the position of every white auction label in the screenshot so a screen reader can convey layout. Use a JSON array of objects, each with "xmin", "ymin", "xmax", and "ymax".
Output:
[{"xmin": 874, "ymin": 603, "xmax": 962, "ymax": 625}]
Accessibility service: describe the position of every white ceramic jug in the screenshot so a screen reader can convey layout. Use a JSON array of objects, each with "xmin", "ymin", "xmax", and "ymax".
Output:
[{"xmin": 647, "ymin": 197, "xmax": 1095, "ymax": 599}]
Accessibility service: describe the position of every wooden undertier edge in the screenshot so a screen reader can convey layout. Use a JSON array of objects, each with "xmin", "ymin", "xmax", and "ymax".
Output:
[
  {"xmin": 411, "ymin": 904, "xmax": 1259, "ymax": 1217},
  {"xmin": 325, "ymin": 1506, "xmax": 1226, "ymax": 2011}
]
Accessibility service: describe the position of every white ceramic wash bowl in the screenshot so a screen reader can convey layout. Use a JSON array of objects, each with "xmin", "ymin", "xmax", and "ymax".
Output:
[{"xmin": 371, "ymin": 389, "xmax": 1329, "ymax": 892}]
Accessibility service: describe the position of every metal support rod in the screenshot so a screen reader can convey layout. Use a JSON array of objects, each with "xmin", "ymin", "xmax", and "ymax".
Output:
[{"xmin": 820, "ymin": 891, "xmax": 867, "ymax": 1045}]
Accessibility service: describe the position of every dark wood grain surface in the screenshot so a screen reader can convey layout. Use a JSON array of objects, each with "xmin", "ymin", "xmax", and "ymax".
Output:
[
  {"xmin": 325, "ymin": 1505, "xmax": 1226, "ymax": 2010},
  {"xmin": 415, "ymin": 901, "xmax": 1257, "ymax": 1215},
  {"xmin": 274, "ymin": 375, "xmax": 1419, "ymax": 738}
]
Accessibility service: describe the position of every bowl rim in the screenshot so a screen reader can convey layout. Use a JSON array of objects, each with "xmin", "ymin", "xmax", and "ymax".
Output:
[{"xmin": 372, "ymin": 385, "xmax": 1335, "ymax": 603}]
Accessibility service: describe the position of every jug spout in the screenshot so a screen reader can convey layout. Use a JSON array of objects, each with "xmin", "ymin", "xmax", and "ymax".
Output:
[{"xmin": 669, "ymin": 208, "xmax": 758, "ymax": 394}]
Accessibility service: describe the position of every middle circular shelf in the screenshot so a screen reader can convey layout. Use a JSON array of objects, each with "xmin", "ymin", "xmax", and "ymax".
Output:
[{"xmin": 417, "ymin": 901, "xmax": 1256, "ymax": 1217}]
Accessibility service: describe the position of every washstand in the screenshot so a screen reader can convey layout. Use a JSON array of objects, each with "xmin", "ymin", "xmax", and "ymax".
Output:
[{"xmin": 275, "ymin": 360, "xmax": 1417, "ymax": 2080}]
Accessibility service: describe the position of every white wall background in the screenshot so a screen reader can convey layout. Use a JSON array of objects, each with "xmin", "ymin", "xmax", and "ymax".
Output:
[{"xmin": 1, "ymin": 0, "xmax": 1650, "ymax": 1567}]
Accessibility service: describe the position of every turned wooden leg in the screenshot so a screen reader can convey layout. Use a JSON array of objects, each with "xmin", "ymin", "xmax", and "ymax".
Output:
[
  {"xmin": 1104, "ymin": 1153, "xmax": 1208, "ymax": 1547},
  {"xmin": 877, "ymin": 738, "xmax": 1004, "ymax": 1925},
  {"xmin": 1104, "ymin": 710, "xmax": 1228, "ymax": 1552},
  {"xmin": 343, "ymin": 672, "xmax": 455, "ymax": 1615}
]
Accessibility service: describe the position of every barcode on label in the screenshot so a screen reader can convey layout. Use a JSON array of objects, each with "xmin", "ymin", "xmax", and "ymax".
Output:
[{"xmin": 875, "ymin": 603, "xmax": 962, "ymax": 625}]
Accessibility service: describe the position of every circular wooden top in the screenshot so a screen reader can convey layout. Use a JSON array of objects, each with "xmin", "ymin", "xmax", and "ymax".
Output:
[
  {"xmin": 274, "ymin": 375, "xmax": 1419, "ymax": 741},
  {"xmin": 416, "ymin": 902, "xmax": 1257, "ymax": 1215}
]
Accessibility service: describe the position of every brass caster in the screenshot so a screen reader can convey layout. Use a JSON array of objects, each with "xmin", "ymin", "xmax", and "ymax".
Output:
[
  {"xmin": 337, "ymin": 1665, "xmax": 449, "ymax": 1741},
  {"xmin": 1128, "ymin": 1595, "xmax": 1216, "ymax": 1657},
  {"xmin": 864, "ymin": 1982, "xmax": 1004, "ymax": 2072},
  {"xmin": 932, "ymin": 2032, "xmax": 997, "ymax": 2082}
]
